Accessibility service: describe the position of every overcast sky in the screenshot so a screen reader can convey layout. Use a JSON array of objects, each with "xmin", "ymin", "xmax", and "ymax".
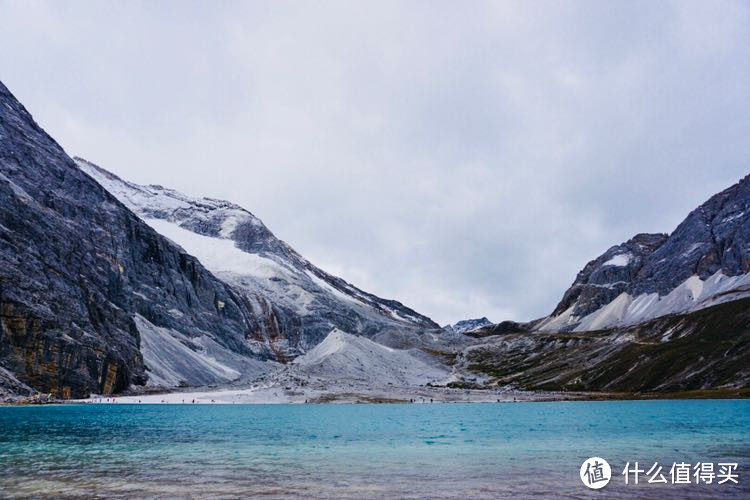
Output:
[{"xmin": 1, "ymin": 1, "xmax": 749, "ymax": 325}]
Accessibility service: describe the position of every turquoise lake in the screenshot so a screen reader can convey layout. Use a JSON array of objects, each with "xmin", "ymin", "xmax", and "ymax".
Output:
[{"xmin": 0, "ymin": 400, "xmax": 748, "ymax": 498}]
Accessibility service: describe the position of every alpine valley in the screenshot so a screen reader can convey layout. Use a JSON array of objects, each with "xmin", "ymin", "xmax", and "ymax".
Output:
[{"xmin": 0, "ymin": 80, "xmax": 748, "ymax": 402}]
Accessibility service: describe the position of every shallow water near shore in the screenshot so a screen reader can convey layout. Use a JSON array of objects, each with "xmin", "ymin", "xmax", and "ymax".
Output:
[{"xmin": 1, "ymin": 400, "xmax": 748, "ymax": 498}]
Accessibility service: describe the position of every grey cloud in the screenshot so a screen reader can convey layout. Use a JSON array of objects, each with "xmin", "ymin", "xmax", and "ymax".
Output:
[{"xmin": 1, "ymin": 0, "xmax": 748, "ymax": 324}]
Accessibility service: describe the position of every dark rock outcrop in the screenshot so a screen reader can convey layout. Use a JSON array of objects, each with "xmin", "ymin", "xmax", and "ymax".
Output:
[
  {"xmin": 465, "ymin": 320, "xmax": 530, "ymax": 338},
  {"xmin": 633, "ymin": 176, "xmax": 750, "ymax": 294}
]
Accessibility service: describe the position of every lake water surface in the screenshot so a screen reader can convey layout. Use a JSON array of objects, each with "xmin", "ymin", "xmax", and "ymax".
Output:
[{"xmin": 0, "ymin": 400, "xmax": 748, "ymax": 498}]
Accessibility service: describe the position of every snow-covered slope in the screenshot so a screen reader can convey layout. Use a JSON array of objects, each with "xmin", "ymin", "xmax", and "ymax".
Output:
[
  {"xmin": 134, "ymin": 315, "xmax": 273, "ymax": 387},
  {"xmin": 289, "ymin": 329, "xmax": 450, "ymax": 386},
  {"xmin": 539, "ymin": 271, "xmax": 750, "ymax": 332},
  {"xmin": 539, "ymin": 175, "xmax": 750, "ymax": 332},
  {"xmin": 76, "ymin": 158, "xmax": 439, "ymax": 359}
]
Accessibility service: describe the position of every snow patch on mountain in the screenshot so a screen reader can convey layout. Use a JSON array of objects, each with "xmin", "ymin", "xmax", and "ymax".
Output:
[
  {"xmin": 75, "ymin": 157, "xmax": 260, "ymax": 239},
  {"xmin": 146, "ymin": 218, "xmax": 287, "ymax": 279},
  {"xmin": 539, "ymin": 271, "xmax": 750, "ymax": 332},
  {"xmin": 602, "ymin": 253, "xmax": 632, "ymax": 267}
]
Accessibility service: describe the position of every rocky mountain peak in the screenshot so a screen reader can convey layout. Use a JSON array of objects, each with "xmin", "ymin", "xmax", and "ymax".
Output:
[
  {"xmin": 543, "ymin": 173, "xmax": 750, "ymax": 331},
  {"xmin": 446, "ymin": 317, "xmax": 493, "ymax": 334},
  {"xmin": 551, "ymin": 232, "xmax": 668, "ymax": 318}
]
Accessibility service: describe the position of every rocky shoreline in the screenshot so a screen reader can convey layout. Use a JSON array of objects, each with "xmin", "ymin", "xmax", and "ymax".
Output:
[{"xmin": 3, "ymin": 386, "xmax": 747, "ymax": 406}]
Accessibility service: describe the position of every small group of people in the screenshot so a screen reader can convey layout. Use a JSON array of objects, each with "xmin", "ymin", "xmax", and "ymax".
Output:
[{"xmin": 92, "ymin": 397, "xmax": 116, "ymax": 403}]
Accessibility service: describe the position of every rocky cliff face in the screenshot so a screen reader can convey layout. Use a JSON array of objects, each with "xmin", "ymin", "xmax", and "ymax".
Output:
[
  {"xmin": 539, "ymin": 175, "xmax": 750, "ymax": 332},
  {"xmin": 634, "ymin": 175, "xmax": 750, "ymax": 294},
  {"xmin": 550, "ymin": 233, "xmax": 668, "ymax": 319},
  {"xmin": 76, "ymin": 158, "xmax": 439, "ymax": 359},
  {"xmin": 0, "ymin": 81, "xmax": 280, "ymax": 398}
]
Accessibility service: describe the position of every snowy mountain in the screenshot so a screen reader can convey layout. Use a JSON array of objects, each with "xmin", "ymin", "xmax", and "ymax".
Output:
[
  {"xmin": 0, "ymin": 79, "xmax": 445, "ymax": 399},
  {"xmin": 445, "ymin": 317, "xmax": 492, "ymax": 334},
  {"xmin": 0, "ymin": 81, "xmax": 279, "ymax": 398},
  {"xmin": 537, "ymin": 175, "xmax": 750, "ymax": 332},
  {"xmin": 75, "ymin": 158, "xmax": 439, "ymax": 360}
]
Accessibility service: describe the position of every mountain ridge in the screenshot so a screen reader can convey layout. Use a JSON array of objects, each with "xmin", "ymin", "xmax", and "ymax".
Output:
[{"xmin": 75, "ymin": 157, "xmax": 440, "ymax": 360}]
